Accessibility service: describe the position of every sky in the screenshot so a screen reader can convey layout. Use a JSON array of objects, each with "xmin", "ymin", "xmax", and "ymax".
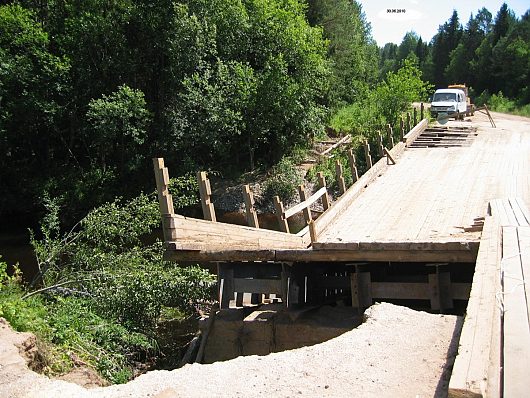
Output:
[{"xmin": 357, "ymin": 0, "xmax": 530, "ymax": 46}]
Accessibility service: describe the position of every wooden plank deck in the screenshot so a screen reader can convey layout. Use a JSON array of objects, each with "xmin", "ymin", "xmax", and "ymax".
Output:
[
  {"xmin": 449, "ymin": 198, "xmax": 530, "ymax": 397},
  {"xmin": 315, "ymin": 113, "xmax": 530, "ymax": 248}
]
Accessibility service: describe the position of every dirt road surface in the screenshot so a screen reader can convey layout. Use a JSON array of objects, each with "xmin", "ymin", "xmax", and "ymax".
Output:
[{"xmin": 2, "ymin": 303, "xmax": 461, "ymax": 398}]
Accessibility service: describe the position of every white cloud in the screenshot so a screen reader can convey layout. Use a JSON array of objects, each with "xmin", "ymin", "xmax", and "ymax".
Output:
[{"xmin": 377, "ymin": 7, "xmax": 423, "ymax": 21}]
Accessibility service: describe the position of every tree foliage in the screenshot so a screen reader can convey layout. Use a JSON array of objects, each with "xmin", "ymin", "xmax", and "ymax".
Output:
[{"xmin": 0, "ymin": 0, "xmax": 330, "ymax": 223}]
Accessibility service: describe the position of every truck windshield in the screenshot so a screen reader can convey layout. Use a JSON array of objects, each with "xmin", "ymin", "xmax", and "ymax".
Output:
[{"xmin": 433, "ymin": 93, "xmax": 457, "ymax": 102}]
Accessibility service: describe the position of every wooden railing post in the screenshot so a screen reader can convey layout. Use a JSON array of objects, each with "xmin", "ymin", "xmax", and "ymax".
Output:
[
  {"xmin": 317, "ymin": 172, "xmax": 330, "ymax": 210},
  {"xmin": 243, "ymin": 184, "xmax": 259, "ymax": 228},
  {"xmin": 348, "ymin": 149, "xmax": 359, "ymax": 183},
  {"xmin": 377, "ymin": 132, "xmax": 384, "ymax": 157},
  {"xmin": 406, "ymin": 112, "xmax": 411, "ymax": 132},
  {"xmin": 386, "ymin": 124, "xmax": 395, "ymax": 148},
  {"xmin": 197, "ymin": 171, "xmax": 216, "ymax": 222},
  {"xmin": 335, "ymin": 160, "xmax": 346, "ymax": 195},
  {"xmin": 420, "ymin": 102, "xmax": 424, "ymax": 120},
  {"xmin": 274, "ymin": 196, "xmax": 289, "ymax": 233},
  {"xmin": 153, "ymin": 158, "xmax": 175, "ymax": 242},
  {"xmin": 413, "ymin": 107, "xmax": 418, "ymax": 126},
  {"xmin": 153, "ymin": 158, "xmax": 175, "ymax": 215},
  {"xmin": 364, "ymin": 140, "xmax": 373, "ymax": 169},
  {"xmin": 297, "ymin": 185, "xmax": 312, "ymax": 226},
  {"xmin": 400, "ymin": 117, "xmax": 405, "ymax": 142}
]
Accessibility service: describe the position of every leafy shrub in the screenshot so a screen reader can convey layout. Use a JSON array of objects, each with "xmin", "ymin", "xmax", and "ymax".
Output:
[
  {"xmin": 26, "ymin": 191, "xmax": 216, "ymax": 383},
  {"xmin": 331, "ymin": 59, "xmax": 432, "ymax": 138},
  {"xmin": 262, "ymin": 157, "xmax": 304, "ymax": 203}
]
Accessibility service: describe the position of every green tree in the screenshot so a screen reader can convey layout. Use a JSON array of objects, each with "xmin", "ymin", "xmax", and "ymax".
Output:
[
  {"xmin": 430, "ymin": 10, "xmax": 462, "ymax": 86},
  {"xmin": 86, "ymin": 85, "xmax": 152, "ymax": 174},
  {"xmin": 0, "ymin": 3, "xmax": 70, "ymax": 217},
  {"xmin": 306, "ymin": 0, "xmax": 378, "ymax": 106}
]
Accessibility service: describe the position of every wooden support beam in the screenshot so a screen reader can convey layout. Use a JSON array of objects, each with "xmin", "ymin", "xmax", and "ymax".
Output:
[
  {"xmin": 347, "ymin": 150, "xmax": 359, "ymax": 182},
  {"xmin": 318, "ymin": 135, "xmax": 351, "ymax": 157},
  {"xmin": 242, "ymin": 184, "xmax": 259, "ymax": 228},
  {"xmin": 197, "ymin": 171, "xmax": 216, "ymax": 222},
  {"xmin": 274, "ymin": 196, "xmax": 290, "ymax": 233},
  {"xmin": 335, "ymin": 161, "xmax": 346, "ymax": 195},
  {"xmin": 218, "ymin": 264, "xmax": 234, "ymax": 309},
  {"xmin": 400, "ymin": 117, "xmax": 405, "ymax": 142},
  {"xmin": 413, "ymin": 107, "xmax": 418, "ymax": 126},
  {"xmin": 350, "ymin": 272, "xmax": 372, "ymax": 309},
  {"xmin": 317, "ymin": 172, "xmax": 330, "ymax": 210},
  {"xmin": 383, "ymin": 147, "xmax": 396, "ymax": 165},
  {"xmin": 420, "ymin": 102, "xmax": 424, "ymax": 120},
  {"xmin": 364, "ymin": 140, "xmax": 373, "ymax": 169},
  {"xmin": 298, "ymin": 184, "xmax": 313, "ymax": 226},
  {"xmin": 284, "ymin": 186, "xmax": 327, "ymax": 219},
  {"xmin": 406, "ymin": 112, "xmax": 411, "ymax": 132}
]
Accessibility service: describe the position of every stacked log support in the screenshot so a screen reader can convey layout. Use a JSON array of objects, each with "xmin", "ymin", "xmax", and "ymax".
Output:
[
  {"xmin": 197, "ymin": 171, "xmax": 216, "ymax": 222},
  {"xmin": 243, "ymin": 185, "xmax": 259, "ymax": 228},
  {"xmin": 274, "ymin": 196, "xmax": 289, "ymax": 233}
]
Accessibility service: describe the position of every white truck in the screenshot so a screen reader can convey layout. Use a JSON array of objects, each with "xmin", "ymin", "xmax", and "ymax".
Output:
[{"xmin": 430, "ymin": 86, "xmax": 470, "ymax": 120}]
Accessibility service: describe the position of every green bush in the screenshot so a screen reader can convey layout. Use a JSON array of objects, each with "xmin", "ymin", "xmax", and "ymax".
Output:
[
  {"xmin": 488, "ymin": 92, "xmax": 530, "ymax": 117},
  {"xmin": 262, "ymin": 157, "xmax": 304, "ymax": 203},
  {"xmin": 25, "ymin": 191, "xmax": 216, "ymax": 383},
  {"xmin": 331, "ymin": 59, "xmax": 432, "ymax": 138}
]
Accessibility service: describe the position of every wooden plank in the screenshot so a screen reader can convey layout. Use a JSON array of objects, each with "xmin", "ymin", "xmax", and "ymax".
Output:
[
  {"xmin": 518, "ymin": 227, "xmax": 530, "ymax": 332},
  {"xmin": 233, "ymin": 278, "xmax": 283, "ymax": 295},
  {"xmin": 313, "ymin": 241, "xmax": 479, "ymax": 252},
  {"xmin": 164, "ymin": 247, "xmax": 478, "ymax": 263},
  {"xmin": 165, "ymin": 214, "xmax": 304, "ymax": 243},
  {"xmin": 284, "ymin": 187, "xmax": 327, "ymax": 219},
  {"xmin": 515, "ymin": 197, "xmax": 530, "ymax": 224},
  {"xmin": 503, "ymin": 226, "xmax": 530, "ymax": 398},
  {"xmin": 509, "ymin": 197, "xmax": 529, "ymax": 226},
  {"xmin": 403, "ymin": 118, "xmax": 428, "ymax": 147},
  {"xmin": 312, "ymin": 142, "xmax": 407, "ymax": 240},
  {"xmin": 318, "ymin": 135, "xmax": 351, "ymax": 156},
  {"xmin": 449, "ymin": 216, "xmax": 502, "ymax": 398},
  {"xmin": 274, "ymin": 249, "xmax": 477, "ymax": 263},
  {"xmin": 164, "ymin": 249, "xmax": 276, "ymax": 262}
]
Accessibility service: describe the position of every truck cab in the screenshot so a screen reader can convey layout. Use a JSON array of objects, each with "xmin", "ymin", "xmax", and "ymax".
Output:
[{"xmin": 430, "ymin": 88, "xmax": 468, "ymax": 120}]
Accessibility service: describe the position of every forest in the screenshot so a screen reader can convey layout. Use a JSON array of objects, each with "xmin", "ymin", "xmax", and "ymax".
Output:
[
  {"xmin": 1, "ymin": 1, "xmax": 528, "ymax": 225},
  {"xmin": 1, "ymin": 0, "xmax": 529, "ymax": 385}
]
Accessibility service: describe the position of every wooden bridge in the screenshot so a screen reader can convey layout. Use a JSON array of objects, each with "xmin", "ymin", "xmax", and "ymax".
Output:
[{"xmin": 154, "ymin": 110, "xmax": 530, "ymax": 397}]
